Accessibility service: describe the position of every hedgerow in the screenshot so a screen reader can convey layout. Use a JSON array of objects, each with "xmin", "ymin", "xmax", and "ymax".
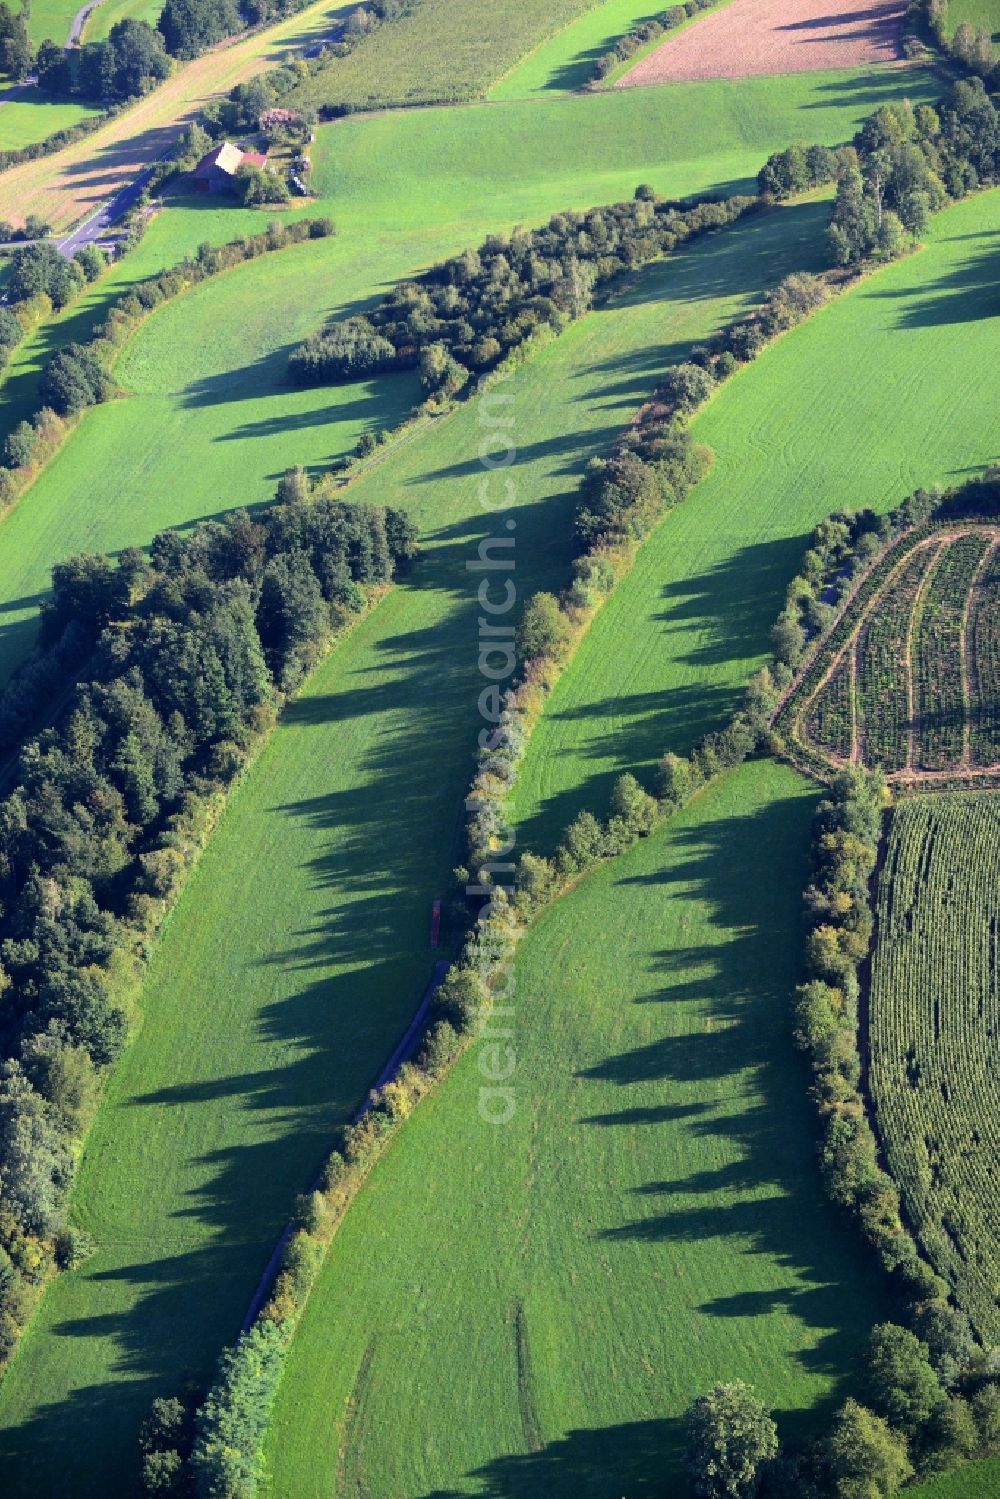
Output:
[
  {"xmin": 590, "ymin": 0, "xmax": 719, "ymax": 85},
  {"xmin": 288, "ymin": 190, "xmax": 760, "ymax": 396}
]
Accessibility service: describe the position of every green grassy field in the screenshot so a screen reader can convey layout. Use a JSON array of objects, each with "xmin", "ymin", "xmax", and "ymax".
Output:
[
  {"xmin": 910, "ymin": 1459, "xmax": 1000, "ymax": 1497},
  {"xmin": 85, "ymin": 0, "xmax": 164, "ymax": 41},
  {"xmin": 946, "ymin": 0, "xmax": 1000, "ymax": 38},
  {"xmin": 0, "ymin": 91, "xmax": 97, "ymax": 150},
  {"xmin": 870, "ymin": 793, "xmax": 1000, "ymax": 1342},
  {"xmin": 0, "ymin": 64, "xmax": 936, "ymax": 686},
  {"xmin": 0, "ymin": 187, "xmax": 838, "ymax": 1498},
  {"xmin": 512, "ymin": 188, "xmax": 1000, "ymax": 854},
  {"xmin": 263, "ymin": 759, "xmax": 890, "ymax": 1498},
  {"xmin": 287, "ymin": 0, "xmax": 611, "ymax": 108},
  {"xmin": 22, "ymin": 0, "xmax": 79, "ymax": 45},
  {"xmin": 0, "ymin": 52, "xmax": 961, "ymax": 1498}
]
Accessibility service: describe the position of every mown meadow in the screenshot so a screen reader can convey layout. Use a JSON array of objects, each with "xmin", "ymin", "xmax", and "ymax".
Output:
[
  {"xmin": 512, "ymin": 188, "xmax": 1000, "ymax": 853},
  {"xmin": 0, "ymin": 30, "xmax": 982, "ymax": 1498}
]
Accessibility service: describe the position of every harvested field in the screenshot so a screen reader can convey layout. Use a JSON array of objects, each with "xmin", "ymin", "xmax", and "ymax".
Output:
[{"xmin": 616, "ymin": 0, "xmax": 906, "ymax": 86}]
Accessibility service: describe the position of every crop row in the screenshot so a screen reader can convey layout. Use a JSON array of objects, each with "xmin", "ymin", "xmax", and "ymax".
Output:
[
  {"xmin": 805, "ymin": 650, "xmax": 853, "ymax": 759},
  {"xmin": 912, "ymin": 533, "xmax": 992, "ymax": 771},
  {"xmin": 869, "ymin": 792, "xmax": 1000, "ymax": 1343},
  {"xmin": 855, "ymin": 543, "xmax": 940, "ymax": 771},
  {"xmin": 776, "ymin": 522, "xmax": 934, "ymax": 765},
  {"xmin": 969, "ymin": 543, "xmax": 1000, "ymax": 766}
]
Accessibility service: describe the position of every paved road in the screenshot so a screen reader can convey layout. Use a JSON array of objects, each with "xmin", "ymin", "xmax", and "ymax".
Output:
[
  {"xmin": 66, "ymin": 0, "xmax": 104, "ymax": 46},
  {"xmin": 56, "ymin": 153, "xmax": 166, "ymax": 256},
  {"xmin": 0, "ymin": 75, "xmax": 38, "ymax": 107}
]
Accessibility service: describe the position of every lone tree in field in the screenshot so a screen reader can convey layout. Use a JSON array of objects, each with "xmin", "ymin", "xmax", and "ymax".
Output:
[{"xmin": 684, "ymin": 1381, "xmax": 778, "ymax": 1498}]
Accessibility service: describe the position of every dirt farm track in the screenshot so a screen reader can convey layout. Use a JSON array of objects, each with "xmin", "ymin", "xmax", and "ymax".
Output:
[{"xmin": 617, "ymin": 0, "xmax": 907, "ymax": 86}]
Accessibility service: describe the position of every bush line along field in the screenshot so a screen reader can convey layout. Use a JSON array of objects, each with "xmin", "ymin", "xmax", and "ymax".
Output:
[
  {"xmin": 869, "ymin": 793, "xmax": 1000, "ymax": 1343},
  {"xmin": 264, "ymin": 762, "xmax": 890, "ymax": 1497},
  {"xmin": 0, "ymin": 64, "xmax": 937, "ymax": 687},
  {"xmin": 0, "ymin": 179, "xmax": 836, "ymax": 1497},
  {"xmin": 510, "ymin": 187, "xmax": 1000, "ymax": 854}
]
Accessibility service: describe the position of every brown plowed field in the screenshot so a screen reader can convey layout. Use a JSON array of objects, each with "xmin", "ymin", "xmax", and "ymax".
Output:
[{"xmin": 616, "ymin": 0, "xmax": 906, "ymax": 87}]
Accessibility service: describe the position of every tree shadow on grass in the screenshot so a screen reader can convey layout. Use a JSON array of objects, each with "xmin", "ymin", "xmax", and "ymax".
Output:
[
  {"xmin": 0, "ymin": 469, "xmax": 585, "ymax": 1499},
  {"xmin": 579, "ymin": 794, "xmax": 889, "ymax": 1397},
  {"xmin": 514, "ymin": 531, "xmax": 811, "ymax": 857},
  {"xmin": 421, "ymin": 1416, "xmax": 683, "ymax": 1498},
  {"xmin": 871, "ymin": 227, "xmax": 1000, "ymax": 330}
]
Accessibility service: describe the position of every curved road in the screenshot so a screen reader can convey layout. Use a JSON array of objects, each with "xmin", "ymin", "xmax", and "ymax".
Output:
[{"xmin": 66, "ymin": 0, "xmax": 105, "ymax": 46}]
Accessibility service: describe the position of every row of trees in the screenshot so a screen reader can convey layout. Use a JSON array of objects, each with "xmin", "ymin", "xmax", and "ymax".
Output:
[
  {"xmin": 288, "ymin": 191, "xmax": 758, "ymax": 392},
  {"xmin": 465, "ymin": 268, "xmax": 839, "ymax": 917},
  {"xmin": 6, "ymin": 241, "xmax": 105, "ymax": 310},
  {"xmin": 757, "ymin": 80, "xmax": 1000, "ymax": 265},
  {"xmin": 685, "ymin": 1319, "xmax": 1000, "ymax": 1499},
  {"xmin": 915, "ymin": 0, "xmax": 999, "ymax": 82}
]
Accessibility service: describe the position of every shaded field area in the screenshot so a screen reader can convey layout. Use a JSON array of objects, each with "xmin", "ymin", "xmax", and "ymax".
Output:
[
  {"xmin": 512, "ymin": 189, "xmax": 1000, "ymax": 854},
  {"xmin": 618, "ymin": 0, "xmax": 906, "ymax": 86},
  {"xmin": 869, "ymin": 793, "xmax": 1000, "ymax": 1343},
  {"xmin": 0, "ymin": 0, "xmax": 357, "ymax": 231},
  {"xmin": 265, "ymin": 761, "xmax": 890, "ymax": 1499},
  {"xmin": 0, "ymin": 195, "xmax": 830, "ymax": 1498}
]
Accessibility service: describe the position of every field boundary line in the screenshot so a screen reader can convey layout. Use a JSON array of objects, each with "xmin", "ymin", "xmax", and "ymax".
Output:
[
  {"xmin": 959, "ymin": 537, "xmax": 996, "ymax": 768},
  {"xmin": 903, "ymin": 536, "xmax": 946, "ymax": 772}
]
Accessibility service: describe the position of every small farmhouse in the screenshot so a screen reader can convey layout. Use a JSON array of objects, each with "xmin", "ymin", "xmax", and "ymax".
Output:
[{"xmin": 192, "ymin": 142, "xmax": 267, "ymax": 193}]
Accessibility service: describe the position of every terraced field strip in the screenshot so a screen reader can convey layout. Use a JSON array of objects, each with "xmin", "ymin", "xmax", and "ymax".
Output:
[
  {"xmin": 0, "ymin": 0, "xmax": 358, "ymax": 231},
  {"xmin": 912, "ymin": 532, "xmax": 992, "ymax": 770},
  {"xmin": 967, "ymin": 542, "xmax": 1000, "ymax": 767},
  {"xmin": 0, "ymin": 197, "xmax": 823, "ymax": 1499},
  {"xmin": 510, "ymin": 188, "xmax": 1000, "ymax": 854},
  {"xmin": 264, "ymin": 761, "xmax": 890, "ymax": 1498},
  {"xmin": 869, "ymin": 792, "xmax": 1000, "ymax": 1342}
]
